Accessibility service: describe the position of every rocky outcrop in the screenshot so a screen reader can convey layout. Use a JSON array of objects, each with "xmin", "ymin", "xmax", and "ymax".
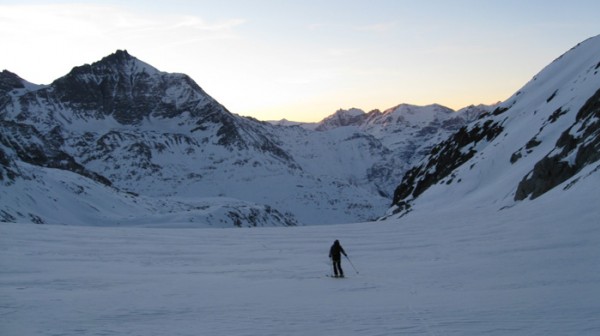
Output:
[
  {"xmin": 16, "ymin": 50, "xmax": 225, "ymax": 125},
  {"xmin": 315, "ymin": 108, "xmax": 373, "ymax": 131},
  {"xmin": 0, "ymin": 120, "xmax": 111, "ymax": 186},
  {"xmin": 0, "ymin": 70, "xmax": 26, "ymax": 95},
  {"xmin": 226, "ymin": 204, "xmax": 297, "ymax": 227},
  {"xmin": 392, "ymin": 118, "xmax": 504, "ymax": 213},
  {"xmin": 0, "ymin": 146, "xmax": 17, "ymax": 183},
  {"xmin": 515, "ymin": 88, "xmax": 600, "ymax": 200}
]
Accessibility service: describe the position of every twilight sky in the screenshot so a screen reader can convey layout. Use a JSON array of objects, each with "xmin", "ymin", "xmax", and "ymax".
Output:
[{"xmin": 1, "ymin": 0, "xmax": 599, "ymax": 122}]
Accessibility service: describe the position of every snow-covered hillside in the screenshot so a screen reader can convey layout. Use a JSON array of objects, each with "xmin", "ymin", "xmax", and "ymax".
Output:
[{"xmin": 389, "ymin": 35, "xmax": 600, "ymax": 218}]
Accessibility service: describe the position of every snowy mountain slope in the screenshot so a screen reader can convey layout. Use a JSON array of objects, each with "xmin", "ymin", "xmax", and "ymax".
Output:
[
  {"xmin": 0, "ymin": 157, "xmax": 297, "ymax": 227},
  {"xmin": 0, "ymin": 57, "xmax": 301, "ymax": 227},
  {"xmin": 361, "ymin": 104, "xmax": 482, "ymax": 168},
  {"xmin": 2, "ymin": 51, "xmax": 417, "ymax": 225},
  {"xmin": 305, "ymin": 103, "xmax": 493, "ymax": 190},
  {"xmin": 314, "ymin": 107, "xmax": 371, "ymax": 130},
  {"xmin": 314, "ymin": 104, "xmax": 489, "ymax": 154},
  {"xmin": 0, "ymin": 119, "xmax": 111, "ymax": 186},
  {"xmin": 389, "ymin": 35, "xmax": 600, "ymax": 217}
]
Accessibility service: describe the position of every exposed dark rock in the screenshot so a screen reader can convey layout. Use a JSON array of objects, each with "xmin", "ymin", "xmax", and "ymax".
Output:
[
  {"xmin": 514, "ymin": 158, "xmax": 576, "ymax": 200},
  {"xmin": 510, "ymin": 151, "xmax": 522, "ymax": 164},
  {"xmin": 0, "ymin": 120, "xmax": 111, "ymax": 186},
  {"xmin": 546, "ymin": 90, "xmax": 558, "ymax": 103},
  {"xmin": 515, "ymin": 88, "xmax": 600, "ymax": 200},
  {"xmin": 49, "ymin": 51, "xmax": 184, "ymax": 124},
  {"xmin": 0, "ymin": 209, "xmax": 17, "ymax": 222},
  {"xmin": 0, "ymin": 146, "xmax": 18, "ymax": 182},
  {"xmin": 8, "ymin": 50, "xmax": 230, "ymax": 128},
  {"xmin": 315, "ymin": 108, "xmax": 368, "ymax": 131},
  {"xmin": 548, "ymin": 107, "xmax": 568, "ymax": 123},
  {"xmin": 492, "ymin": 106, "xmax": 509, "ymax": 116},
  {"xmin": 0, "ymin": 70, "xmax": 26, "ymax": 95},
  {"xmin": 525, "ymin": 137, "xmax": 541, "ymax": 150},
  {"xmin": 226, "ymin": 205, "xmax": 298, "ymax": 227},
  {"xmin": 392, "ymin": 118, "xmax": 504, "ymax": 211},
  {"xmin": 0, "ymin": 70, "xmax": 29, "ymax": 113}
]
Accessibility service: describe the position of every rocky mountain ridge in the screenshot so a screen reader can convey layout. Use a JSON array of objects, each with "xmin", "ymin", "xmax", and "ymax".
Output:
[{"xmin": 1, "ymin": 50, "xmax": 482, "ymax": 226}]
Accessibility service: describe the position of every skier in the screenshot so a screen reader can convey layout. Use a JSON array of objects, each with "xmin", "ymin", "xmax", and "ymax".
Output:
[{"xmin": 329, "ymin": 240, "xmax": 347, "ymax": 278}]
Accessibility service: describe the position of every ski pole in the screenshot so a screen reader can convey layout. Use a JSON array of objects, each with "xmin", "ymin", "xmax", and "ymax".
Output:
[{"xmin": 345, "ymin": 255, "xmax": 359, "ymax": 274}]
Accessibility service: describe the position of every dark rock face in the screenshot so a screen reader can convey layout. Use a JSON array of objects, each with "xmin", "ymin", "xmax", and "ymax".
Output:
[
  {"xmin": 515, "ymin": 88, "xmax": 600, "ymax": 200},
  {"xmin": 392, "ymin": 118, "xmax": 504, "ymax": 212},
  {"xmin": 0, "ymin": 146, "xmax": 17, "ymax": 182},
  {"xmin": 315, "ymin": 108, "xmax": 371, "ymax": 131},
  {"xmin": 0, "ymin": 70, "xmax": 26, "ymax": 95},
  {"xmin": 0, "ymin": 120, "xmax": 111, "ymax": 186},
  {"xmin": 29, "ymin": 50, "xmax": 221, "ymax": 124},
  {"xmin": 226, "ymin": 205, "xmax": 298, "ymax": 227},
  {"xmin": 1, "ymin": 71, "xmax": 30, "ymax": 115}
]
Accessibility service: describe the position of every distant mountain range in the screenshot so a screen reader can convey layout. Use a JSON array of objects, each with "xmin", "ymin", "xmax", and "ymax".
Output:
[{"xmin": 2, "ymin": 35, "xmax": 599, "ymax": 227}]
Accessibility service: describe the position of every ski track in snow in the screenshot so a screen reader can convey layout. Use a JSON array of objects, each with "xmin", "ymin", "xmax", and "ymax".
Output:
[{"xmin": 2, "ymin": 193, "xmax": 599, "ymax": 336}]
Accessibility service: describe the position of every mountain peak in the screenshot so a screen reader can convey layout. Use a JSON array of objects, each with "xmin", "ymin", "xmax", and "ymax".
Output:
[
  {"xmin": 41, "ymin": 49, "xmax": 215, "ymax": 125},
  {"xmin": 56, "ymin": 50, "xmax": 160, "ymax": 84},
  {"xmin": 102, "ymin": 49, "xmax": 133, "ymax": 63},
  {"xmin": 90, "ymin": 49, "xmax": 160, "ymax": 76},
  {"xmin": 0, "ymin": 70, "xmax": 26, "ymax": 93},
  {"xmin": 315, "ymin": 108, "xmax": 367, "ymax": 131},
  {"xmin": 0, "ymin": 70, "xmax": 42, "ymax": 94},
  {"xmin": 382, "ymin": 103, "xmax": 454, "ymax": 115}
]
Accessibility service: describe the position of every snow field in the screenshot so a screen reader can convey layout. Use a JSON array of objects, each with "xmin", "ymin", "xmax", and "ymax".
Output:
[{"xmin": 2, "ymin": 188, "xmax": 599, "ymax": 336}]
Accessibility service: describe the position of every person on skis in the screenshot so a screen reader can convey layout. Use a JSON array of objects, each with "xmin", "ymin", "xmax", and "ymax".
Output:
[{"xmin": 329, "ymin": 240, "xmax": 347, "ymax": 278}]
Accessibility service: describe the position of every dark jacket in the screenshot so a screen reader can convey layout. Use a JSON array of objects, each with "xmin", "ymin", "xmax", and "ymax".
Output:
[{"xmin": 329, "ymin": 240, "xmax": 347, "ymax": 261}]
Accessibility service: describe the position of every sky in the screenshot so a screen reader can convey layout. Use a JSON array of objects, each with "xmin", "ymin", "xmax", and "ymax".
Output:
[{"xmin": 1, "ymin": 1, "xmax": 600, "ymax": 122}]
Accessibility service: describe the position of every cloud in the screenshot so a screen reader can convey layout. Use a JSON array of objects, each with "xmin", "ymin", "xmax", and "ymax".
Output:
[
  {"xmin": 0, "ymin": 3, "xmax": 246, "ymax": 83},
  {"xmin": 0, "ymin": 4, "xmax": 246, "ymax": 47}
]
